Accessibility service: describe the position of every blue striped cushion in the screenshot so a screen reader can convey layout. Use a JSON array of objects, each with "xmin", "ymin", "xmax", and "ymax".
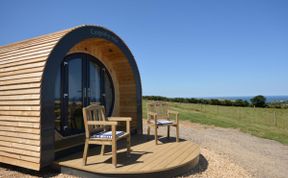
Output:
[
  {"xmin": 157, "ymin": 119, "xmax": 173, "ymax": 125},
  {"xmin": 91, "ymin": 131, "xmax": 125, "ymax": 139}
]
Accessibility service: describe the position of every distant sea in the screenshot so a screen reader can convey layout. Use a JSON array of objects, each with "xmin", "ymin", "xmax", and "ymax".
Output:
[{"xmin": 201, "ymin": 96, "xmax": 288, "ymax": 103}]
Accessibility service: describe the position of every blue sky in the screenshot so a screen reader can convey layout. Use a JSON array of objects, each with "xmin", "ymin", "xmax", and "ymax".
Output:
[{"xmin": 1, "ymin": 0, "xmax": 287, "ymax": 97}]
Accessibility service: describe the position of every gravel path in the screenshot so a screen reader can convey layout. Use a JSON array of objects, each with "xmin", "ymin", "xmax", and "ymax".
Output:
[
  {"xmin": 0, "ymin": 120, "xmax": 287, "ymax": 178},
  {"xmin": 0, "ymin": 165, "xmax": 74, "ymax": 178}
]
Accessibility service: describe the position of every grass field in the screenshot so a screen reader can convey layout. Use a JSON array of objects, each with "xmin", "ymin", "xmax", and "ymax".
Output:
[{"xmin": 143, "ymin": 99, "xmax": 288, "ymax": 144}]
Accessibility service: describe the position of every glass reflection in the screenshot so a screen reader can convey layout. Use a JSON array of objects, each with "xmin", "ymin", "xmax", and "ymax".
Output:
[
  {"xmin": 67, "ymin": 58, "xmax": 84, "ymax": 135},
  {"xmin": 89, "ymin": 61, "xmax": 101, "ymax": 104}
]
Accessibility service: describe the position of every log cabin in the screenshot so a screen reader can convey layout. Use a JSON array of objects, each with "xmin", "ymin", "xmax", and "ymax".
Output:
[{"xmin": 0, "ymin": 25, "xmax": 142, "ymax": 170}]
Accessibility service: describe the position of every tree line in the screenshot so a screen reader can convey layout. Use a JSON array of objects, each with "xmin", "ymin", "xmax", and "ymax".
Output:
[{"xmin": 143, "ymin": 95, "xmax": 288, "ymax": 108}]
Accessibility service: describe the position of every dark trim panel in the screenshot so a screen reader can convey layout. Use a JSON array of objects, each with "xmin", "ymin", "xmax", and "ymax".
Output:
[{"xmin": 40, "ymin": 25, "xmax": 142, "ymax": 168}]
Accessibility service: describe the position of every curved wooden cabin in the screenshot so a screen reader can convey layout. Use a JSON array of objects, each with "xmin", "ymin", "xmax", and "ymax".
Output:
[{"xmin": 0, "ymin": 25, "xmax": 142, "ymax": 170}]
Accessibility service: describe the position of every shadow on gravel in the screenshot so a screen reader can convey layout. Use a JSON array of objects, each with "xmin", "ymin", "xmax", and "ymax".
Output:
[
  {"xmin": 179, "ymin": 154, "xmax": 208, "ymax": 177},
  {"xmin": 0, "ymin": 163, "xmax": 61, "ymax": 177}
]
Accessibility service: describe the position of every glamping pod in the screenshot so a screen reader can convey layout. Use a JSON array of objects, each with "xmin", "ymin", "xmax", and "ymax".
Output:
[{"xmin": 0, "ymin": 25, "xmax": 142, "ymax": 170}]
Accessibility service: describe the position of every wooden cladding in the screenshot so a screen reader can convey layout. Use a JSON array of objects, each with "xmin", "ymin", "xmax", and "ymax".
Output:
[{"xmin": 0, "ymin": 28, "xmax": 66, "ymax": 171}]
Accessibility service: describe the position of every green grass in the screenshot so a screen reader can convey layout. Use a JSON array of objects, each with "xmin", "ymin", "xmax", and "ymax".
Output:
[{"xmin": 143, "ymin": 99, "xmax": 288, "ymax": 144}]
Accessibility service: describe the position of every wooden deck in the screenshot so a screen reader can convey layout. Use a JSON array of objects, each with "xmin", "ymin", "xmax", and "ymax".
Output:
[{"xmin": 54, "ymin": 135, "xmax": 200, "ymax": 178}]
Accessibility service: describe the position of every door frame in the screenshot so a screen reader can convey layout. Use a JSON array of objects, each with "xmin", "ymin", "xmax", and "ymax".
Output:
[{"xmin": 59, "ymin": 53, "xmax": 115, "ymax": 137}]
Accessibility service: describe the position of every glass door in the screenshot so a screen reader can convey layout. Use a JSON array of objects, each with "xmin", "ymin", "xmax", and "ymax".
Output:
[{"xmin": 55, "ymin": 53, "xmax": 115, "ymax": 137}]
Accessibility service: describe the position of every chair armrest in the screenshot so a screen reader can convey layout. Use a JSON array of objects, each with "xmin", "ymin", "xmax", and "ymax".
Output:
[
  {"xmin": 167, "ymin": 110, "xmax": 179, "ymax": 115},
  {"xmin": 108, "ymin": 117, "xmax": 132, "ymax": 134},
  {"xmin": 108, "ymin": 117, "xmax": 132, "ymax": 122},
  {"xmin": 87, "ymin": 121, "xmax": 118, "ymax": 126}
]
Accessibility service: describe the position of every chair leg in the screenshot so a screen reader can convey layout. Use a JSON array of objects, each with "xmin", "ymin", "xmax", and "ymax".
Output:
[
  {"xmin": 112, "ymin": 141, "xmax": 117, "ymax": 167},
  {"xmin": 167, "ymin": 125, "xmax": 170, "ymax": 138},
  {"xmin": 176, "ymin": 125, "xmax": 179, "ymax": 142},
  {"xmin": 101, "ymin": 145, "xmax": 105, "ymax": 155},
  {"xmin": 154, "ymin": 125, "xmax": 158, "ymax": 145},
  {"xmin": 127, "ymin": 135, "xmax": 131, "ymax": 156},
  {"xmin": 147, "ymin": 126, "xmax": 150, "ymax": 135},
  {"xmin": 82, "ymin": 139, "xmax": 89, "ymax": 166}
]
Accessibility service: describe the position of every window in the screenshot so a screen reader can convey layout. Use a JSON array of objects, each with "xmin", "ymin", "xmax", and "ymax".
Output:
[{"xmin": 54, "ymin": 53, "xmax": 115, "ymax": 136}]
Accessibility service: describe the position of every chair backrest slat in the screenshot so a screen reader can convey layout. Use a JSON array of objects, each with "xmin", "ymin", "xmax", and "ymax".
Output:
[
  {"xmin": 83, "ymin": 104, "xmax": 107, "ymax": 138},
  {"xmin": 147, "ymin": 101, "xmax": 169, "ymax": 119}
]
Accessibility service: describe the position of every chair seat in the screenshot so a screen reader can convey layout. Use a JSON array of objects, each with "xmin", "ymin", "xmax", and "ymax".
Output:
[
  {"xmin": 91, "ymin": 131, "xmax": 125, "ymax": 139},
  {"xmin": 157, "ymin": 119, "xmax": 173, "ymax": 125}
]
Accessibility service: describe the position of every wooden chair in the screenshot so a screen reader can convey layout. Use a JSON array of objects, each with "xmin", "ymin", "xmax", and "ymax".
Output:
[
  {"xmin": 82, "ymin": 104, "xmax": 131, "ymax": 167},
  {"xmin": 147, "ymin": 101, "xmax": 179, "ymax": 145}
]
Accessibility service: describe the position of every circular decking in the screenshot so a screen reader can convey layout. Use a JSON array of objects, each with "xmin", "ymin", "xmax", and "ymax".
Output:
[{"xmin": 55, "ymin": 135, "xmax": 200, "ymax": 178}]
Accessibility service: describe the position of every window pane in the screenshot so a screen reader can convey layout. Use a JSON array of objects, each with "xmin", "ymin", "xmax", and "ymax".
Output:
[
  {"xmin": 104, "ymin": 72, "xmax": 114, "ymax": 115},
  {"xmin": 89, "ymin": 61, "xmax": 101, "ymax": 104},
  {"xmin": 67, "ymin": 58, "xmax": 84, "ymax": 135}
]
